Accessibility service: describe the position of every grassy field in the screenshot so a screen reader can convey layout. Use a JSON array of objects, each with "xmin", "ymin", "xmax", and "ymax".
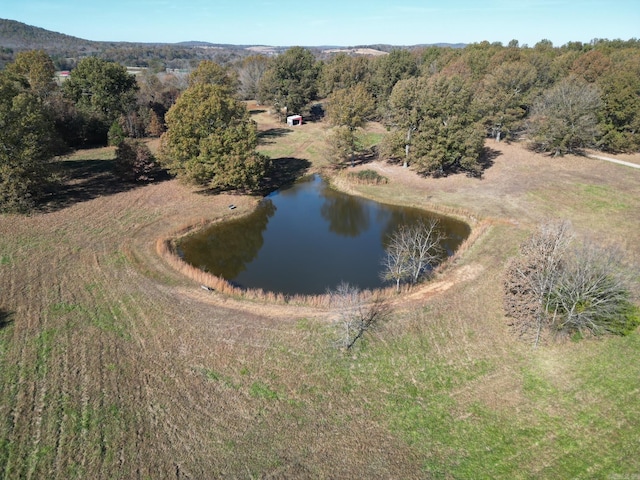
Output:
[{"xmin": 0, "ymin": 110, "xmax": 639, "ymax": 479}]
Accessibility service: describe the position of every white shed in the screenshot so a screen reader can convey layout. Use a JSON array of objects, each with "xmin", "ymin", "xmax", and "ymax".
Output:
[{"xmin": 286, "ymin": 115, "xmax": 303, "ymax": 126}]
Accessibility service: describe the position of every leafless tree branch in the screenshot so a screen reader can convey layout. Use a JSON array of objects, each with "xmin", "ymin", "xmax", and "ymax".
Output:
[{"xmin": 329, "ymin": 282, "xmax": 391, "ymax": 351}]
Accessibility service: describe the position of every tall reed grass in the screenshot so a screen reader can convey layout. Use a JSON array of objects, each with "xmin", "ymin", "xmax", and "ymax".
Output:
[
  {"xmin": 156, "ymin": 213, "xmax": 488, "ymax": 308},
  {"xmin": 156, "ymin": 225, "xmax": 358, "ymax": 308}
]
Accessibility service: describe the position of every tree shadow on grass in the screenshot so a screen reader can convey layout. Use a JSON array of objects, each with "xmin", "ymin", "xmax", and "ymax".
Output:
[
  {"xmin": 304, "ymin": 103, "xmax": 325, "ymax": 122},
  {"xmin": 430, "ymin": 145, "xmax": 502, "ymax": 178},
  {"xmin": 477, "ymin": 145, "xmax": 502, "ymax": 172},
  {"xmin": 353, "ymin": 147, "xmax": 379, "ymax": 168},
  {"xmin": 258, "ymin": 127, "xmax": 293, "ymax": 145},
  {"xmin": 41, "ymin": 158, "xmax": 170, "ymax": 212},
  {"xmin": 0, "ymin": 310, "xmax": 13, "ymax": 330},
  {"xmin": 330, "ymin": 147, "xmax": 379, "ymax": 171}
]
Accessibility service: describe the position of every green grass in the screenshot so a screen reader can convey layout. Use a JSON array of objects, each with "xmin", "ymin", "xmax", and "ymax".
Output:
[
  {"xmin": 61, "ymin": 146, "xmax": 116, "ymax": 162},
  {"xmin": 273, "ymin": 328, "xmax": 640, "ymax": 479},
  {"xmin": 48, "ymin": 292, "xmax": 130, "ymax": 339},
  {"xmin": 256, "ymin": 118, "xmax": 330, "ymax": 166},
  {"xmin": 359, "ymin": 131, "xmax": 385, "ymax": 149},
  {"xmin": 249, "ymin": 381, "xmax": 280, "ymax": 400},
  {"xmin": 528, "ymin": 182, "xmax": 632, "ymax": 217},
  {"xmin": 577, "ymin": 183, "xmax": 630, "ymax": 211},
  {"xmin": 34, "ymin": 328, "xmax": 57, "ymax": 378}
]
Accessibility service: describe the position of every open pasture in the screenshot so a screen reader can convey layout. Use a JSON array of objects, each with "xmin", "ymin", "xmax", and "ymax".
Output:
[{"xmin": 0, "ymin": 112, "xmax": 639, "ymax": 478}]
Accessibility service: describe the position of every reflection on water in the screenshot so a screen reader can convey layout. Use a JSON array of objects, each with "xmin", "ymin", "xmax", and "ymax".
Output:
[
  {"xmin": 179, "ymin": 175, "xmax": 470, "ymax": 295},
  {"xmin": 321, "ymin": 187, "xmax": 370, "ymax": 237},
  {"xmin": 178, "ymin": 200, "xmax": 276, "ymax": 280}
]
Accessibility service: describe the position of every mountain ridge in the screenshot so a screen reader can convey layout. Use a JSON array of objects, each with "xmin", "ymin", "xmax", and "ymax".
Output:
[{"xmin": 1, "ymin": 18, "xmax": 465, "ymax": 52}]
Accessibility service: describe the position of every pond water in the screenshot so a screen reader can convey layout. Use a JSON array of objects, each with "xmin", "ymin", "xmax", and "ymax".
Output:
[{"xmin": 178, "ymin": 175, "xmax": 470, "ymax": 296}]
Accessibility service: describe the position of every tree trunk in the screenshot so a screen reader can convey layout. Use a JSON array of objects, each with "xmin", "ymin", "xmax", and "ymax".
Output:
[{"xmin": 404, "ymin": 128, "xmax": 412, "ymax": 168}]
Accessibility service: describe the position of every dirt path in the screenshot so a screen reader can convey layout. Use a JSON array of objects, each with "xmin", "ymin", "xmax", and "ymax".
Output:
[{"xmin": 586, "ymin": 153, "xmax": 640, "ymax": 169}]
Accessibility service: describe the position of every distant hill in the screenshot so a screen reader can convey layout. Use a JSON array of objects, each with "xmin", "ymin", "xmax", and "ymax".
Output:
[
  {"xmin": 413, "ymin": 43, "xmax": 467, "ymax": 49},
  {"xmin": 0, "ymin": 18, "xmax": 101, "ymax": 52},
  {"xmin": 0, "ymin": 18, "xmax": 465, "ymax": 70},
  {"xmin": 0, "ymin": 19, "xmax": 254, "ymax": 69}
]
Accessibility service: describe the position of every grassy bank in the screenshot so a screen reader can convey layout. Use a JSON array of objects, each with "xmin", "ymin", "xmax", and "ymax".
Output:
[{"xmin": 0, "ymin": 110, "xmax": 638, "ymax": 478}]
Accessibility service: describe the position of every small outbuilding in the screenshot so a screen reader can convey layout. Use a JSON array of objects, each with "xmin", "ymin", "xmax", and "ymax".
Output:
[{"xmin": 286, "ymin": 115, "xmax": 303, "ymax": 126}]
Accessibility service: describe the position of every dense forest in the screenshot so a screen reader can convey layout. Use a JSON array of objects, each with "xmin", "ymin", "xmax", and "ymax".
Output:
[{"xmin": 1, "ymin": 18, "xmax": 639, "ymax": 212}]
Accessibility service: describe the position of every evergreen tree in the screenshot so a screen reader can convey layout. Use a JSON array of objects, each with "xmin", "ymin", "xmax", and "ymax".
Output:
[
  {"xmin": 383, "ymin": 73, "xmax": 485, "ymax": 176},
  {"xmin": 160, "ymin": 84, "xmax": 268, "ymax": 191},
  {"xmin": 527, "ymin": 76, "xmax": 602, "ymax": 155},
  {"xmin": 257, "ymin": 47, "xmax": 319, "ymax": 117},
  {"xmin": 0, "ymin": 73, "xmax": 55, "ymax": 212}
]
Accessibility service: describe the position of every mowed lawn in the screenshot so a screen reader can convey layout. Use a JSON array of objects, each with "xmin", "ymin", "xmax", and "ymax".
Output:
[{"xmin": 0, "ymin": 109, "xmax": 639, "ymax": 479}]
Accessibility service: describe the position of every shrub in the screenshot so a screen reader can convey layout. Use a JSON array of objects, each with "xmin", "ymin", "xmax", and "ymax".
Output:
[
  {"xmin": 114, "ymin": 139, "xmax": 158, "ymax": 182},
  {"xmin": 347, "ymin": 169, "xmax": 388, "ymax": 185},
  {"xmin": 548, "ymin": 244, "xmax": 640, "ymax": 337}
]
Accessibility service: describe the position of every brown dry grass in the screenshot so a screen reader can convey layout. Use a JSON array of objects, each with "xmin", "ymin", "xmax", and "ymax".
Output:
[{"xmin": 0, "ymin": 112, "xmax": 639, "ymax": 478}]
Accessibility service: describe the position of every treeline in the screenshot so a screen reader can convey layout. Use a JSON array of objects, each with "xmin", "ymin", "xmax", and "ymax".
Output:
[
  {"xmin": 0, "ymin": 51, "xmax": 167, "ymax": 212},
  {"xmin": 250, "ymin": 39, "xmax": 640, "ymax": 174},
  {"xmin": 1, "ymin": 38, "xmax": 639, "ymax": 212}
]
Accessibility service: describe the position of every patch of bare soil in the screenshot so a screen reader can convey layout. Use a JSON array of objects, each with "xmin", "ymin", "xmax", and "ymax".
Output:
[{"xmin": 403, "ymin": 263, "xmax": 485, "ymax": 303}]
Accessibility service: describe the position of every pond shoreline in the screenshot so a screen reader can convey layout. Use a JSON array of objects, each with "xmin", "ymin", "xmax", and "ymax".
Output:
[{"xmin": 158, "ymin": 166, "xmax": 484, "ymax": 309}]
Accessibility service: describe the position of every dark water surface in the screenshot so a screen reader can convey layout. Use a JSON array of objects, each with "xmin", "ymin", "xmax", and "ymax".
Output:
[{"xmin": 179, "ymin": 175, "xmax": 470, "ymax": 295}]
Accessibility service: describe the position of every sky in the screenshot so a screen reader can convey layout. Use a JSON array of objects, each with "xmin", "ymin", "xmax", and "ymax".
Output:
[{"xmin": 2, "ymin": 0, "xmax": 639, "ymax": 47}]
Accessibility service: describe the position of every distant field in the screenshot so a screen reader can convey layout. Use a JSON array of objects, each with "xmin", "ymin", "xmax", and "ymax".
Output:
[
  {"xmin": 322, "ymin": 48, "xmax": 389, "ymax": 56},
  {"xmin": 0, "ymin": 109, "xmax": 639, "ymax": 478}
]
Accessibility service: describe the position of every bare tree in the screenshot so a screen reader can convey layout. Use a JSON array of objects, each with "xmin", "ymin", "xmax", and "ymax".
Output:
[
  {"xmin": 504, "ymin": 221, "xmax": 573, "ymax": 346},
  {"xmin": 380, "ymin": 234, "xmax": 413, "ymax": 292},
  {"xmin": 237, "ymin": 55, "xmax": 270, "ymax": 100},
  {"xmin": 329, "ymin": 282, "xmax": 390, "ymax": 351},
  {"xmin": 381, "ymin": 219, "xmax": 445, "ymax": 291},
  {"xmin": 407, "ymin": 219, "xmax": 446, "ymax": 283},
  {"xmin": 504, "ymin": 221, "xmax": 639, "ymax": 345}
]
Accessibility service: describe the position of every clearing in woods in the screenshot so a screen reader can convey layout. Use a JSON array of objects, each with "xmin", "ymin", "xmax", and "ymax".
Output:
[{"xmin": 0, "ymin": 107, "xmax": 639, "ymax": 478}]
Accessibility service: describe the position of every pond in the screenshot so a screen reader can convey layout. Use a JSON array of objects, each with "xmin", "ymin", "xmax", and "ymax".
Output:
[{"xmin": 178, "ymin": 175, "xmax": 470, "ymax": 296}]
